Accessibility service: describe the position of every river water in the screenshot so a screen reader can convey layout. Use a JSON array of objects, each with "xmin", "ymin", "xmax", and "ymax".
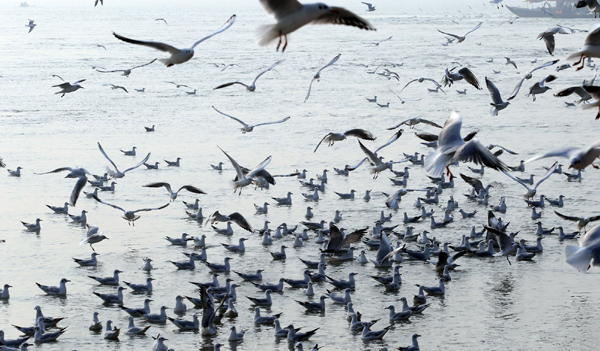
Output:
[{"xmin": 1, "ymin": 1, "xmax": 600, "ymax": 350}]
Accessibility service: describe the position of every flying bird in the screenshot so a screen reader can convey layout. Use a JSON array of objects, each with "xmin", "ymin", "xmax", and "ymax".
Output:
[
  {"xmin": 436, "ymin": 22, "xmax": 482, "ymax": 43},
  {"xmin": 214, "ymin": 61, "xmax": 282, "ymax": 91},
  {"xmin": 567, "ymin": 23, "xmax": 600, "ymax": 70},
  {"xmin": 525, "ymin": 138, "xmax": 600, "ymax": 170},
  {"xmin": 97, "ymin": 142, "xmax": 150, "ymax": 178},
  {"xmin": 155, "ymin": 18, "xmax": 168, "ymax": 24},
  {"xmin": 538, "ymin": 26, "xmax": 571, "ymax": 56},
  {"xmin": 314, "ymin": 129, "xmax": 375, "ymax": 152},
  {"xmin": 94, "ymin": 58, "xmax": 156, "ymax": 77},
  {"xmin": 361, "ymin": 2, "xmax": 376, "ymax": 11},
  {"xmin": 440, "ymin": 67, "xmax": 481, "ymax": 90},
  {"xmin": 401, "ymin": 77, "xmax": 442, "ymax": 92},
  {"xmin": 113, "ymin": 15, "xmax": 236, "ymax": 67},
  {"xmin": 218, "ymin": 145, "xmax": 272, "ymax": 195},
  {"xmin": 257, "ymin": 1, "xmax": 375, "ymax": 52},
  {"xmin": 53, "ymin": 80, "xmax": 85, "ymax": 97},
  {"xmin": 485, "ymin": 77, "xmax": 510, "ymax": 116},
  {"xmin": 387, "ymin": 118, "xmax": 442, "ymax": 130},
  {"xmin": 212, "ymin": 106, "xmax": 290, "ymax": 134},
  {"xmin": 508, "ymin": 59, "xmax": 559, "ymax": 100},
  {"xmin": 26, "ymin": 19, "xmax": 36, "ymax": 33},
  {"xmin": 305, "ymin": 53, "xmax": 341, "ymax": 102},
  {"xmin": 501, "ymin": 162, "xmax": 558, "ymax": 199},
  {"xmin": 92, "ymin": 195, "xmax": 169, "ymax": 225},
  {"xmin": 143, "ymin": 182, "xmax": 206, "ymax": 201}
]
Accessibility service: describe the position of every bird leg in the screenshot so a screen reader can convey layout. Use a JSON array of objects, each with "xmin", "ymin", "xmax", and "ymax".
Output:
[
  {"xmin": 276, "ymin": 31, "xmax": 283, "ymax": 51},
  {"xmin": 282, "ymin": 35, "xmax": 288, "ymax": 53},
  {"xmin": 90, "ymin": 244, "xmax": 96, "ymax": 252},
  {"xmin": 574, "ymin": 54, "xmax": 584, "ymax": 66},
  {"xmin": 506, "ymin": 256, "xmax": 512, "ymax": 265}
]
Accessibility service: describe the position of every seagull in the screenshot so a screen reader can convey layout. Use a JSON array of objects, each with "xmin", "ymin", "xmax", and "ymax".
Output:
[
  {"xmin": 567, "ymin": 24, "xmax": 600, "ymax": 70},
  {"xmin": 126, "ymin": 316, "xmax": 151, "ymax": 335},
  {"xmin": 155, "ymin": 18, "xmax": 168, "ymax": 24},
  {"xmin": 97, "ymin": 142, "xmax": 150, "ymax": 178},
  {"xmin": 362, "ymin": 2, "xmax": 376, "ymax": 11},
  {"xmin": 214, "ymin": 61, "xmax": 282, "ymax": 91},
  {"xmin": 505, "ymin": 57, "xmax": 518, "ymax": 69},
  {"xmin": 218, "ymin": 145, "xmax": 271, "ymax": 195},
  {"xmin": 73, "ymin": 252, "xmax": 100, "ymax": 266},
  {"xmin": 401, "ymin": 77, "xmax": 442, "ymax": 92},
  {"xmin": 305, "ymin": 53, "xmax": 341, "ymax": 102},
  {"xmin": 120, "ymin": 298, "xmax": 153, "ymax": 317},
  {"xmin": 145, "ymin": 125, "xmax": 155, "ymax": 132},
  {"xmin": 576, "ymin": 0, "xmax": 600, "ymax": 18},
  {"xmin": 92, "ymin": 195, "xmax": 169, "ymax": 225},
  {"xmin": 105, "ymin": 84, "xmax": 128, "ymax": 93},
  {"xmin": 94, "ymin": 286, "xmax": 126, "ymax": 304},
  {"xmin": 207, "ymin": 210, "xmax": 253, "ymax": 231},
  {"xmin": 166, "ymin": 82, "xmax": 191, "ymax": 89},
  {"xmin": 21, "ymin": 218, "xmax": 42, "ymax": 232},
  {"xmin": 486, "ymin": 77, "xmax": 510, "ymax": 116},
  {"xmin": 88, "ymin": 269, "xmax": 122, "ymax": 285},
  {"xmin": 314, "ymin": 128, "xmax": 375, "ymax": 152},
  {"xmin": 424, "ymin": 111, "xmax": 507, "ymax": 178},
  {"xmin": 257, "ymin": 2, "xmax": 375, "ymax": 52},
  {"xmin": 26, "ymin": 19, "xmax": 36, "ymax": 33},
  {"xmin": 538, "ymin": 27, "xmax": 571, "ymax": 56},
  {"xmin": 373, "ymin": 36, "xmax": 392, "ymax": 45},
  {"xmin": 95, "ymin": 59, "xmax": 156, "ymax": 77},
  {"xmin": 36, "ymin": 278, "xmax": 70, "ymax": 296},
  {"xmin": 53, "ymin": 79, "xmax": 85, "ymax": 97},
  {"xmin": 113, "ymin": 15, "xmax": 235, "ymax": 67},
  {"xmin": 527, "ymin": 74, "xmax": 557, "ymax": 101},
  {"xmin": 441, "ymin": 67, "xmax": 481, "ymax": 90},
  {"xmin": 36, "ymin": 166, "xmax": 92, "ymax": 205},
  {"xmin": 554, "ymin": 210, "xmax": 600, "ymax": 232},
  {"xmin": 526, "ymin": 139, "xmax": 600, "ymax": 170},
  {"xmin": 143, "ymin": 182, "xmax": 206, "ymax": 201},
  {"xmin": 437, "ymin": 22, "xmax": 482, "ymax": 43},
  {"xmin": 212, "ymin": 106, "xmax": 290, "ymax": 133},
  {"xmin": 387, "ymin": 118, "xmax": 442, "ymax": 130},
  {"xmin": 565, "ymin": 224, "xmax": 600, "ymax": 271}
]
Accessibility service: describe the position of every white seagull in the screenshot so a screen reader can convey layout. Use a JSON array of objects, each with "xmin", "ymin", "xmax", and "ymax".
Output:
[
  {"xmin": 214, "ymin": 61, "xmax": 282, "ymax": 91},
  {"xmin": 92, "ymin": 195, "xmax": 169, "ymax": 225},
  {"xmin": 97, "ymin": 142, "xmax": 150, "ymax": 178},
  {"xmin": 113, "ymin": 15, "xmax": 236, "ymax": 67},
  {"xmin": 95, "ymin": 58, "xmax": 157, "ymax": 77},
  {"xmin": 486, "ymin": 77, "xmax": 510, "ymax": 116},
  {"xmin": 362, "ymin": 2, "xmax": 376, "ymax": 11},
  {"xmin": 501, "ymin": 162, "xmax": 557, "ymax": 199},
  {"xmin": 526, "ymin": 139, "xmax": 600, "ymax": 170},
  {"xmin": 53, "ymin": 80, "xmax": 85, "ymax": 97},
  {"xmin": 437, "ymin": 22, "xmax": 482, "ymax": 43},
  {"xmin": 212, "ymin": 106, "xmax": 290, "ymax": 134},
  {"xmin": 257, "ymin": 1, "xmax": 375, "ymax": 52},
  {"xmin": 305, "ymin": 53, "xmax": 341, "ymax": 102},
  {"xmin": 143, "ymin": 182, "xmax": 206, "ymax": 201},
  {"xmin": 218, "ymin": 146, "xmax": 272, "ymax": 194}
]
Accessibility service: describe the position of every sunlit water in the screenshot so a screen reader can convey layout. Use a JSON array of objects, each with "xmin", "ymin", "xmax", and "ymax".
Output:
[{"xmin": 2, "ymin": 1, "xmax": 600, "ymax": 351}]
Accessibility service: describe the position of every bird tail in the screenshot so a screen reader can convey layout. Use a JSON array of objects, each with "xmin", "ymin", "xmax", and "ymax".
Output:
[
  {"xmin": 158, "ymin": 58, "xmax": 173, "ymax": 67},
  {"xmin": 565, "ymin": 245, "xmax": 592, "ymax": 271},
  {"xmin": 424, "ymin": 151, "xmax": 452, "ymax": 177},
  {"xmin": 256, "ymin": 24, "xmax": 280, "ymax": 47},
  {"xmin": 566, "ymin": 50, "xmax": 584, "ymax": 62}
]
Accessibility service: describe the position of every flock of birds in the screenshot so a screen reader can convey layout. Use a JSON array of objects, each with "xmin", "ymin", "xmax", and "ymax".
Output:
[{"xmin": 4, "ymin": 1, "xmax": 600, "ymax": 351}]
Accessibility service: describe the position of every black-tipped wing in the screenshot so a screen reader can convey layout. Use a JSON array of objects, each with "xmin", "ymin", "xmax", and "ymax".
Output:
[
  {"xmin": 342, "ymin": 227, "xmax": 368, "ymax": 246},
  {"xmin": 92, "ymin": 195, "xmax": 126, "ymax": 213},
  {"xmin": 344, "ymin": 129, "xmax": 376, "ymax": 140},
  {"xmin": 143, "ymin": 182, "xmax": 173, "ymax": 194},
  {"xmin": 229, "ymin": 212, "xmax": 252, "ymax": 232},
  {"xmin": 131, "ymin": 203, "xmax": 170, "ymax": 214},
  {"xmin": 113, "ymin": 33, "xmax": 179, "ymax": 54},
  {"xmin": 70, "ymin": 176, "xmax": 88, "ymax": 206},
  {"xmin": 415, "ymin": 132, "xmax": 439, "ymax": 142},
  {"xmin": 454, "ymin": 139, "xmax": 508, "ymax": 171},
  {"xmin": 313, "ymin": 8, "xmax": 375, "ymax": 31},
  {"xmin": 459, "ymin": 173, "xmax": 484, "ymax": 193},
  {"xmin": 177, "ymin": 185, "xmax": 207, "ymax": 195},
  {"xmin": 123, "ymin": 153, "xmax": 151, "ymax": 173},
  {"xmin": 326, "ymin": 224, "xmax": 344, "ymax": 251},
  {"xmin": 458, "ymin": 67, "xmax": 481, "ymax": 89}
]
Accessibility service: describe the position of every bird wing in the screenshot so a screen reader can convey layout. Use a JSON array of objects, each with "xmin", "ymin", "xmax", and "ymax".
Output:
[
  {"xmin": 246, "ymin": 156, "xmax": 273, "ymax": 179},
  {"xmin": 554, "ymin": 210, "xmax": 582, "ymax": 222},
  {"xmin": 212, "ymin": 106, "xmax": 250, "ymax": 129},
  {"xmin": 344, "ymin": 129, "xmax": 376, "ymax": 140},
  {"xmin": 214, "ymin": 81, "xmax": 250, "ymax": 90},
  {"xmin": 312, "ymin": 8, "xmax": 375, "ymax": 31},
  {"xmin": 539, "ymin": 74, "xmax": 557, "ymax": 88},
  {"xmin": 464, "ymin": 22, "xmax": 483, "ymax": 36},
  {"xmin": 415, "ymin": 132, "xmax": 438, "ymax": 142},
  {"xmin": 555, "ymin": 86, "xmax": 592, "ymax": 100},
  {"xmin": 92, "ymin": 195, "xmax": 127, "ymax": 213},
  {"xmin": 501, "ymin": 170, "xmax": 533, "ymax": 192},
  {"xmin": 95, "ymin": 68, "xmax": 126, "ymax": 73},
  {"xmin": 131, "ymin": 58, "xmax": 157, "ymax": 70},
  {"xmin": 525, "ymin": 147, "xmax": 582, "ymax": 164},
  {"xmin": 457, "ymin": 67, "xmax": 481, "ymax": 90},
  {"xmin": 345, "ymin": 157, "xmax": 368, "ymax": 171},
  {"xmin": 252, "ymin": 116, "xmax": 291, "ymax": 128},
  {"xmin": 341, "ymin": 227, "xmax": 368, "ymax": 246},
  {"xmin": 486, "ymin": 77, "xmax": 505, "ymax": 104},
  {"xmin": 35, "ymin": 167, "xmax": 74, "ymax": 175},
  {"xmin": 316, "ymin": 54, "xmax": 342, "ymax": 75},
  {"xmin": 420, "ymin": 119, "xmax": 444, "ymax": 128},
  {"xmin": 200, "ymin": 286, "xmax": 215, "ymax": 328},
  {"xmin": 454, "ymin": 139, "xmax": 508, "ymax": 171},
  {"xmin": 97, "ymin": 142, "xmax": 121, "ymax": 174},
  {"xmin": 252, "ymin": 60, "xmax": 282, "ymax": 85},
  {"xmin": 584, "ymin": 23, "xmax": 600, "ymax": 46},
  {"xmin": 228, "ymin": 212, "xmax": 253, "ymax": 232},
  {"xmin": 484, "ymin": 226, "xmax": 512, "ymax": 251},
  {"xmin": 459, "ymin": 173, "xmax": 484, "ymax": 194},
  {"xmin": 400, "ymin": 79, "xmax": 419, "ymax": 92},
  {"xmin": 259, "ymin": 0, "xmax": 303, "ymax": 20},
  {"xmin": 540, "ymin": 33, "xmax": 555, "ymax": 55},
  {"xmin": 53, "ymin": 82, "xmax": 72, "ymax": 89},
  {"xmin": 374, "ymin": 129, "xmax": 403, "ymax": 153},
  {"xmin": 437, "ymin": 111, "xmax": 464, "ymax": 154},
  {"xmin": 423, "ymin": 78, "xmax": 442, "ymax": 88},
  {"xmin": 508, "ymin": 77, "xmax": 527, "ymax": 100},
  {"xmin": 143, "ymin": 182, "xmax": 173, "ymax": 195},
  {"xmin": 177, "ymin": 185, "xmax": 206, "ymax": 195},
  {"xmin": 218, "ymin": 146, "xmax": 246, "ymax": 181},
  {"xmin": 531, "ymin": 162, "xmax": 558, "ymax": 191},
  {"xmin": 305, "ymin": 77, "xmax": 317, "ymax": 102},
  {"xmin": 122, "ymin": 153, "xmax": 151, "ymax": 173},
  {"xmin": 488, "ymin": 144, "xmax": 518, "ymax": 155},
  {"xmin": 70, "ymin": 176, "xmax": 88, "ymax": 206},
  {"xmin": 113, "ymin": 33, "xmax": 180, "ymax": 54},
  {"xmin": 131, "ymin": 203, "xmax": 169, "ymax": 213},
  {"xmin": 314, "ymin": 133, "xmax": 333, "ymax": 152},
  {"xmin": 386, "ymin": 119, "xmax": 410, "ymax": 130},
  {"xmin": 529, "ymin": 59, "xmax": 560, "ymax": 75},
  {"xmin": 358, "ymin": 140, "xmax": 381, "ymax": 166},
  {"xmin": 191, "ymin": 15, "xmax": 236, "ymax": 49},
  {"xmin": 437, "ymin": 29, "xmax": 461, "ymax": 40},
  {"xmin": 326, "ymin": 224, "xmax": 344, "ymax": 251}
]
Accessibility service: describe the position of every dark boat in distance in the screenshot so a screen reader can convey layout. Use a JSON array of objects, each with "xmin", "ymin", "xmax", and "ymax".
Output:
[{"xmin": 507, "ymin": 0, "xmax": 594, "ymax": 18}]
